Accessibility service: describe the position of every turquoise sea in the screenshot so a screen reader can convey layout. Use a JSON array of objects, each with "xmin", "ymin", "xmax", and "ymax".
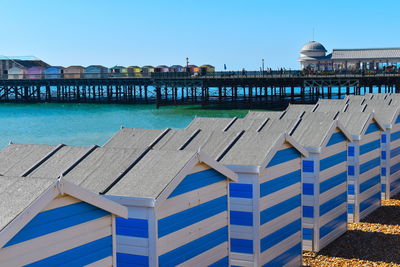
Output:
[{"xmin": 0, "ymin": 103, "xmax": 249, "ymax": 149}]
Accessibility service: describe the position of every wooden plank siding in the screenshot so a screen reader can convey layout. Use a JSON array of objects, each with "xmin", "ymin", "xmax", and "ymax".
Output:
[
  {"xmin": 347, "ymin": 122, "xmax": 382, "ymax": 222},
  {"xmin": 156, "ymin": 163, "xmax": 230, "ymax": 267},
  {"xmin": 302, "ymin": 128, "xmax": 348, "ymax": 252},
  {"xmin": 389, "ymin": 116, "xmax": 400, "ymax": 198},
  {"xmin": 258, "ymin": 143, "xmax": 302, "ymax": 267},
  {"xmin": 0, "ymin": 195, "xmax": 113, "ymax": 266}
]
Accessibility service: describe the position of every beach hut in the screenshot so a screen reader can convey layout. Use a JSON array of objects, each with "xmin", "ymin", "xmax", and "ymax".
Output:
[
  {"xmin": 7, "ymin": 66, "xmax": 25, "ymax": 79},
  {"xmin": 183, "ymin": 65, "xmax": 199, "ymax": 73},
  {"xmin": 314, "ymin": 99, "xmax": 347, "ymax": 113},
  {"xmin": 364, "ymin": 104, "xmax": 400, "ymax": 200},
  {"xmin": 141, "ymin": 65, "xmax": 154, "ymax": 77},
  {"xmin": 63, "ymin": 66, "xmax": 84, "ymax": 79},
  {"xmin": 84, "ymin": 65, "xmax": 108, "ymax": 79},
  {"xmin": 26, "ymin": 66, "xmax": 44, "ymax": 79},
  {"xmin": 290, "ymin": 113, "xmax": 352, "ymax": 252},
  {"xmin": 44, "ymin": 66, "xmax": 64, "ymax": 79},
  {"xmin": 110, "ymin": 66, "xmax": 127, "ymax": 77},
  {"xmin": 219, "ymin": 130, "xmax": 308, "ymax": 266},
  {"xmin": 0, "ymin": 176, "xmax": 127, "ymax": 266},
  {"xmin": 127, "ymin": 66, "xmax": 141, "ymax": 77},
  {"xmin": 169, "ymin": 65, "xmax": 184, "ymax": 72},
  {"xmin": 154, "ymin": 65, "xmax": 169, "ymax": 73},
  {"xmin": 200, "ymin": 64, "xmax": 215, "ymax": 75},
  {"xmin": 335, "ymin": 112, "xmax": 385, "ymax": 222},
  {"xmin": 282, "ymin": 104, "xmax": 316, "ymax": 119}
]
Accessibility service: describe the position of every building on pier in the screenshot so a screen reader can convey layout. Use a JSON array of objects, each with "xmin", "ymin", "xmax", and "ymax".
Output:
[
  {"xmin": 299, "ymin": 41, "xmax": 400, "ymax": 71},
  {"xmin": 0, "ymin": 56, "xmax": 49, "ymax": 76}
]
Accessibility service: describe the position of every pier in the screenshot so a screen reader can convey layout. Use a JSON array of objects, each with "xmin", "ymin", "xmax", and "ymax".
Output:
[{"xmin": 1, "ymin": 71, "xmax": 400, "ymax": 108}]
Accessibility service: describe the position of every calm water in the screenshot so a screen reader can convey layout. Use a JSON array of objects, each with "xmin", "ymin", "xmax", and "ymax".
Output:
[{"xmin": 0, "ymin": 103, "xmax": 249, "ymax": 149}]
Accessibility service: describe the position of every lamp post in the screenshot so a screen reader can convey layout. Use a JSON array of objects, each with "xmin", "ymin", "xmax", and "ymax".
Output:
[
  {"xmin": 262, "ymin": 58, "xmax": 265, "ymax": 75},
  {"xmin": 186, "ymin": 57, "xmax": 189, "ymax": 68}
]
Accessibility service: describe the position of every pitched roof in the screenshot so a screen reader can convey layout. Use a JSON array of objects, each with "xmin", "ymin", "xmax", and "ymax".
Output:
[
  {"xmin": 225, "ymin": 118, "xmax": 265, "ymax": 132},
  {"xmin": 283, "ymin": 104, "xmax": 315, "ymax": 119},
  {"xmin": 244, "ymin": 111, "xmax": 283, "ymax": 120},
  {"xmin": 0, "ymin": 144, "xmax": 56, "ymax": 176},
  {"xmin": 331, "ymin": 48, "xmax": 400, "ymax": 60},
  {"xmin": 315, "ymin": 99, "xmax": 346, "ymax": 112},
  {"xmin": 103, "ymin": 128, "xmax": 171, "ymax": 149},
  {"xmin": 364, "ymin": 105, "xmax": 399, "ymax": 126},
  {"xmin": 336, "ymin": 112, "xmax": 371, "ymax": 135},
  {"xmin": 106, "ymin": 150, "xmax": 196, "ymax": 198},
  {"xmin": 0, "ymin": 176, "xmax": 54, "ymax": 232},
  {"xmin": 185, "ymin": 117, "xmax": 233, "ymax": 131}
]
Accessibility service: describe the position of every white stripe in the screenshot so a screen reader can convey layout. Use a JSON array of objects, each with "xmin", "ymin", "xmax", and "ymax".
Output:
[
  {"xmin": 359, "ymin": 166, "xmax": 380, "ymax": 184},
  {"xmin": 319, "ymin": 161, "xmax": 347, "ymax": 182},
  {"xmin": 158, "ymin": 211, "xmax": 227, "ymax": 255},
  {"xmin": 319, "ymin": 203, "xmax": 347, "ymax": 226},
  {"xmin": 41, "ymin": 195, "xmax": 80, "ymax": 212},
  {"xmin": 176, "ymin": 242, "xmax": 228, "ymax": 267},
  {"xmin": 117, "ymin": 244, "xmax": 149, "ymax": 257},
  {"xmin": 319, "ymin": 223, "xmax": 347, "ymax": 251},
  {"xmin": 86, "ymin": 256, "xmax": 112, "ymax": 267},
  {"xmin": 116, "ymin": 236, "xmax": 149, "ymax": 256},
  {"xmin": 230, "ymin": 225, "xmax": 253, "ymax": 240},
  {"xmin": 260, "ymin": 158, "xmax": 301, "ymax": 183},
  {"xmin": 359, "ymin": 184, "xmax": 381, "ymax": 203},
  {"xmin": 229, "ymin": 199, "xmax": 253, "ymax": 212},
  {"xmin": 259, "ymin": 183, "xmax": 300, "ymax": 211},
  {"xmin": 187, "ymin": 163, "xmax": 210, "ymax": 174},
  {"xmin": 260, "ymin": 207, "xmax": 300, "ymax": 238},
  {"xmin": 0, "ymin": 216, "xmax": 112, "ymax": 267},
  {"xmin": 157, "ymin": 181, "xmax": 226, "ymax": 219},
  {"xmin": 359, "ymin": 148, "xmax": 379, "ymax": 163},
  {"xmin": 319, "ymin": 183, "xmax": 346, "ymax": 205},
  {"xmin": 230, "ymin": 258, "xmax": 254, "ymax": 267},
  {"xmin": 260, "ymin": 232, "xmax": 300, "ymax": 264},
  {"xmin": 360, "ymin": 133, "xmax": 380, "ymax": 144},
  {"xmin": 320, "ymin": 142, "xmax": 346, "ymax": 159}
]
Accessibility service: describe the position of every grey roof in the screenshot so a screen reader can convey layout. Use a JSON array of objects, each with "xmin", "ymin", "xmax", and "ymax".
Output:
[
  {"xmin": 345, "ymin": 95, "xmax": 369, "ymax": 105},
  {"xmin": 336, "ymin": 112, "xmax": 371, "ymax": 135},
  {"xmin": 344, "ymin": 103, "xmax": 365, "ymax": 112},
  {"xmin": 315, "ymin": 99, "xmax": 346, "ymax": 112},
  {"xmin": 107, "ymin": 150, "xmax": 196, "ymax": 198},
  {"xmin": 0, "ymin": 176, "xmax": 54, "ymax": 231},
  {"xmin": 244, "ymin": 111, "xmax": 283, "ymax": 120},
  {"xmin": 185, "ymin": 117, "xmax": 233, "ymax": 132},
  {"xmin": 28, "ymin": 146, "xmax": 93, "ymax": 179},
  {"xmin": 153, "ymin": 129, "xmax": 196, "ymax": 150},
  {"xmin": 301, "ymin": 41, "xmax": 327, "ymax": 52},
  {"xmin": 0, "ymin": 144, "xmax": 56, "ymax": 177},
  {"xmin": 364, "ymin": 105, "xmax": 399, "ymax": 126},
  {"xmin": 283, "ymin": 104, "xmax": 315, "ymax": 119},
  {"xmin": 260, "ymin": 118, "xmax": 299, "ymax": 134},
  {"xmin": 225, "ymin": 118, "xmax": 265, "ymax": 132},
  {"xmin": 103, "ymin": 128, "xmax": 170, "ymax": 149},
  {"xmin": 220, "ymin": 130, "xmax": 284, "ymax": 166},
  {"xmin": 291, "ymin": 113, "xmax": 337, "ymax": 147},
  {"xmin": 331, "ymin": 48, "xmax": 400, "ymax": 60},
  {"xmin": 63, "ymin": 147, "xmax": 145, "ymax": 193}
]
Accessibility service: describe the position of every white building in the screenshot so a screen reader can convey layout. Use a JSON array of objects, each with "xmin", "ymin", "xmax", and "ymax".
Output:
[{"xmin": 298, "ymin": 41, "xmax": 400, "ymax": 71}]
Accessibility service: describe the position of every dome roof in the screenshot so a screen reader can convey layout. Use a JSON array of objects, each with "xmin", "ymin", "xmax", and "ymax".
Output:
[{"xmin": 300, "ymin": 41, "xmax": 327, "ymax": 52}]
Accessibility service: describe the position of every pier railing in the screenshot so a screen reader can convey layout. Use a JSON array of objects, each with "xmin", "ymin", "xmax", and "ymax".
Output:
[{"xmin": 2, "ymin": 70, "xmax": 400, "ymax": 80}]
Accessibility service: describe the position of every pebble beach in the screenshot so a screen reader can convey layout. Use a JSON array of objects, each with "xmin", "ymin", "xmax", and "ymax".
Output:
[{"xmin": 303, "ymin": 194, "xmax": 400, "ymax": 266}]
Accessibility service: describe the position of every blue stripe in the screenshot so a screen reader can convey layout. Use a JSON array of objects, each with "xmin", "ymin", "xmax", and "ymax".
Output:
[
  {"xmin": 391, "ymin": 177, "xmax": 400, "ymax": 192},
  {"xmin": 6, "ymin": 202, "xmax": 109, "ymax": 247},
  {"xmin": 262, "ymin": 242, "xmax": 302, "ymax": 267},
  {"xmin": 320, "ymin": 192, "xmax": 347, "ymax": 216},
  {"xmin": 360, "ymin": 175, "xmax": 380, "ymax": 193},
  {"xmin": 260, "ymin": 170, "xmax": 301, "ymax": 197},
  {"xmin": 159, "ymin": 226, "xmax": 228, "ymax": 267},
  {"xmin": 303, "ymin": 206, "xmax": 314, "ymax": 218},
  {"xmin": 260, "ymin": 219, "xmax": 301, "ymax": 252},
  {"xmin": 320, "ymin": 151, "xmax": 347, "ymax": 171},
  {"xmin": 267, "ymin": 147, "xmax": 300, "ymax": 167},
  {"xmin": 391, "ymin": 147, "xmax": 400, "ymax": 158},
  {"xmin": 382, "ymin": 134, "xmax": 387, "ymax": 144},
  {"xmin": 303, "ymin": 228, "xmax": 313, "ymax": 240},
  {"xmin": 158, "ymin": 195, "xmax": 227, "ymax": 238},
  {"xmin": 320, "ymin": 171, "xmax": 347, "ymax": 194},
  {"xmin": 327, "ymin": 131, "xmax": 347, "ymax": 146},
  {"xmin": 208, "ymin": 256, "xmax": 229, "ymax": 267},
  {"xmin": 391, "ymin": 162, "xmax": 400, "ymax": 175},
  {"xmin": 303, "ymin": 183, "xmax": 314, "ymax": 195},
  {"xmin": 348, "ymin": 146, "xmax": 355, "ymax": 157},
  {"xmin": 320, "ymin": 212, "xmax": 347, "ymax": 239},
  {"xmin": 348, "ymin": 184, "xmax": 355, "ymax": 195},
  {"xmin": 396, "ymin": 115, "xmax": 400, "ymax": 124},
  {"xmin": 116, "ymin": 217, "xmax": 148, "ymax": 238},
  {"xmin": 360, "ymin": 157, "xmax": 380, "ymax": 174},
  {"xmin": 303, "ymin": 160, "xmax": 314, "ymax": 172},
  {"xmin": 365, "ymin": 122, "xmax": 380, "ymax": 134},
  {"xmin": 359, "ymin": 139, "xmax": 380, "ymax": 155},
  {"xmin": 260, "ymin": 194, "xmax": 301, "ymax": 225},
  {"xmin": 391, "ymin": 131, "xmax": 400, "ymax": 142},
  {"xmin": 360, "ymin": 192, "xmax": 381, "ymax": 212},
  {"xmin": 348, "ymin": 204, "xmax": 354, "ymax": 214},
  {"xmin": 168, "ymin": 169, "xmax": 226, "ymax": 198},
  {"xmin": 117, "ymin": 253, "xmax": 149, "ymax": 267},
  {"xmin": 230, "ymin": 211, "xmax": 253, "ymax": 226},
  {"xmin": 348, "ymin": 165, "xmax": 355, "ymax": 176},
  {"xmin": 230, "ymin": 238, "xmax": 253, "ymax": 254},
  {"xmin": 382, "ymin": 167, "xmax": 386, "ymax": 176},
  {"xmin": 230, "ymin": 183, "xmax": 252, "ymax": 199},
  {"xmin": 382, "ymin": 151, "xmax": 387, "ymax": 160},
  {"xmin": 26, "ymin": 236, "xmax": 112, "ymax": 266}
]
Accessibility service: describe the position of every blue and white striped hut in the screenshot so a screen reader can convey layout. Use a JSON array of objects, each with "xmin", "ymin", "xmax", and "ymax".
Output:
[
  {"xmin": 105, "ymin": 150, "xmax": 237, "ymax": 267},
  {"xmin": 290, "ymin": 113, "xmax": 352, "ymax": 252},
  {"xmin": 365, "ymin": 104, "xmax": 400, "ymax": 199},
  {"xmin": 219, "ymin": 130, "xmax": 308, "ymax": 267},
  {"xmin": 335, "ymin": 112, "xmax": 385, "ymax": 222},
  {"xmin": 0, "ymin": 176, "xmax": 127, "ymax": 266}
]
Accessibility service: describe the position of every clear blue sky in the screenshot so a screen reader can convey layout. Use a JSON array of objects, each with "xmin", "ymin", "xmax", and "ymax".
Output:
[{"xmin": 2, "ymin": 0, "xmax": 399, "ymax": 70}]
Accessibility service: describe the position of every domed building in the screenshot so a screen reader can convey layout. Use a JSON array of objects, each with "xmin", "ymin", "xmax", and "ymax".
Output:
[{"xmin": 299, "ymin": 41, "xmax": 400, "ymax": 72}]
